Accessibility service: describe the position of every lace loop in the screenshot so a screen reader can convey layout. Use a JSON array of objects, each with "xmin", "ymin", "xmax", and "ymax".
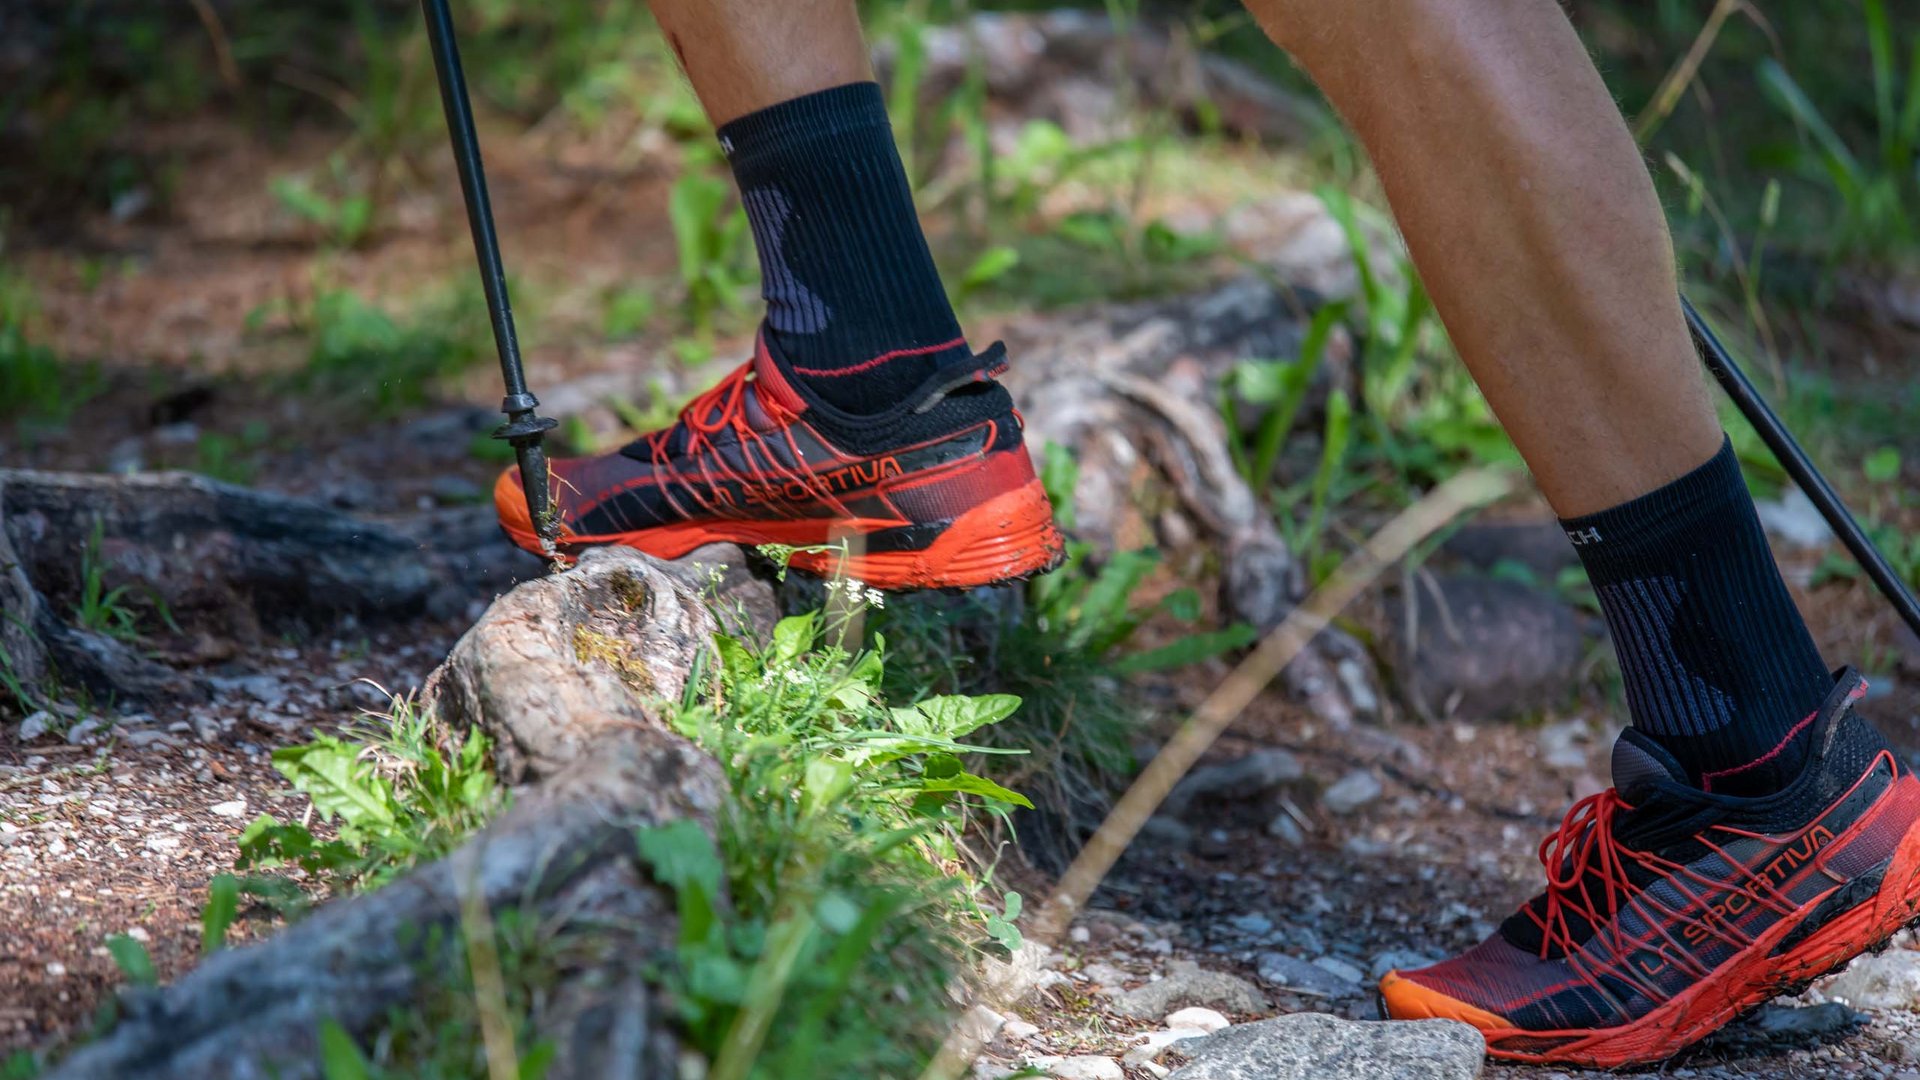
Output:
[{"xmin": 1529, "ymin": 788, "xmax": 1638, "ymax": 959}]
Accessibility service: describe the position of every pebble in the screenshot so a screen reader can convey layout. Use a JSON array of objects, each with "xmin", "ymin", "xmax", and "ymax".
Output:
[
  {"xmin": 1033, "ymin": 1054, "xmax": 1123, "ymax": 1079},
  {"xmin": 1255, "ymin": 952, "xmax": 1360, "ymax": 998},
  {"xmin": 1265, "ymin": 812, "xmax": 1307, "ymax": 846},
  {"xmin": 1311, "ymin": 956, "xmax": 1366, "ymax": 986},
  {"xmin": 1164, "ymin": 1013, "xmax": 1482, "ymax": 1080},
  {"xmin": 1369, "ymin": 950, "xmax": 1438, "ymax": 982},
  {"xmin": 1003, "ymin": 1020, "xmax": 1040, "ymax": 1040},
  {"xmin": 1227, "ymin": 914, "xmax": 1273, "ymax": 936},
  {"xmin": 1111, "ymin": 961, "xmax": 1268, "ymax": 1019},
  {"xmin": 1321, "ymin": 769, "xmax": 1382, "ymax": 816},
  {"xmin": 1164, "ymin": 1007, "xmax": 1232, "ymax": 1032},
  {"xmin": 208, "ymin": 799, "xmax": 248, "ymax": 818},
  {"xmin": 1070, "ymin": 926, "xmax": 1091, "ymax": 944},
  {"xmin": 1125, "ymin": 1028, "xmax": 1211, "ymax": 1065},
  {"xmin": 958, "ymin": 1005, "xmax": 1005, "ymax": 1043},
  {"xmin": 1814, "ymin": 951, "xmax": 1920, "ymax": 1012}
]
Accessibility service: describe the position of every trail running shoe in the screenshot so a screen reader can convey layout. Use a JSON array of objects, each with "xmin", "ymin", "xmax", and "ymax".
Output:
[
  {"xmin": 494, "ymin": 334, "xmax": 1064, "ymax": 590},
  {"xmin": 1380, "ymin": 669, "xmax": 1920, "ymax": 1067}
]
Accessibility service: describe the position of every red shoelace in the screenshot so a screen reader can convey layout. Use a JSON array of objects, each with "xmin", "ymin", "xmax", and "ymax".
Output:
[
  {"xmin": 1527, "ymin": 787, "xmax": 1641, "ymax": 959},
  {"xmin": 638, "ymin": 362, "xmax": 853, "ymax": 520}
]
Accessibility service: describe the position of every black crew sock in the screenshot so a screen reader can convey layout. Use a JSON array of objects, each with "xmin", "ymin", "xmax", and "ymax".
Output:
[
  {"xmin": 718, "ymin": 82, "xmax": 969, "ymax": 416},
  {"xmin": 1562, "ymin": 437, "xmax": 1833, "ymax": 796}
]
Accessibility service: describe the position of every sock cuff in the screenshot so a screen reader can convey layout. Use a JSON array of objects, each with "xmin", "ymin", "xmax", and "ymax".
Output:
[
  {"xmin": 717, "ymin": 82, "xmax": 890, "ymax": 172},
  {"xmin": 1558, "ymin": 436, "xmax": 1745, "ymax": 559}
]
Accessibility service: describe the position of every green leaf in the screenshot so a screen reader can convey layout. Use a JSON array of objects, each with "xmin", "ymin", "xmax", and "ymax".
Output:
[
  {"xmin": 317, "ymin": 1020, "xmax": 372, "ymax": 1080},
  {"xmin": 893, "ymin": 694, "xmax": 1021, "ymax": 740},
  {"xmin": 272, "ymin": 740, "xmax": 397, "ymax": 831},
  {"xmin": 771, "ymin": 614, "xmax": 814, "ymax": 666},
  {"xmin": 201, "ymin": 873, "xmax": 239, "ymax": 955},
  {"xmin": 1865, "ymin": 446, "xmax": 1902, "ymax": 483},
  {"xmin": 1039, "ymin": 443, "xmax": 1080, "ymax": 531},
  {"xmin": 916, "ymin": 772, "xmax": 1034, "ymax": 809},
  {"xmin": 815, "ymin": 891, "xmax": 862, "ymax": 935},
  {"xmin": 1112, "ymin": 624, "xmax": 1259, "ymax": 674},
  {"xmin": 518, "ymin": 1042, "xmax": 558, "ymax": 1080},
  {"xmin": 959, "ymin": 246, "xmax": 1020, "ymax": 293},
  {"xmin": 634, "ymin": 820, "xmax": 723, "ymax": 899},
  {"xmin": 105, "ymin": 934, "xmax": 156, "ymax": 987}
]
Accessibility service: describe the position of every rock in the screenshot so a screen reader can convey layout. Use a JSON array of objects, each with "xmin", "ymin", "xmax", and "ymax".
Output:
[
  {"xmin": 957, "ymin": 1005, "xmax": 1006, "ymax": 1043},
  {"xmin": 1381, "ymin": 575, "xmax": 1586, "ymax": 722},
  {"xmin": 1756, "ymin": 489, "xmax": 1834, "ymax": 550},
  {"xmin": 1110, "ymin": 961, "xmax": 1267, "ymax": 1019},
  {"xmin": 209, "ymin": 801, "xmax": 247, "ymax": 818},
  {"xmin": 0, "ymin": 470, "xmax": 441, "ymax": 708},
  {"xmin": 1320, "ymin": 770, "xmax": 1381, "ymax": 816},
  {"xmin": 1125, "ymin": 1029, "xmax": 1211, "ymax": 1065},
  {"xmin": 1163, "ymin": 749, "xmax": 1303, "ymax": 817},
  {"xmin": 1535, "ymin": 719, "xmax": 1596, "ymax": 772},
  {"xmin": 1004, "ymin": 1020, "xmax": 1040, "ymax": 1040},
  {"xmin": 1265, "ymin": 812, "xmax": 1306, "ymax": 846},
  {"xmin": 979, "ymin": 941, "xmax": 1056, "ymax": 1008},
  {"xmin": 1440, "ymin": 521, "xmax": 1577, "ymax": 580},
  {"xmin": 1226, "ymin": 914, "xmax": 1273, "ymax": 937},
  {"xmin": 1311, "ymin": 957, "xmax": 1366, "ymax": 986},
  {"xmin": 1140, "ymin": 814, "xmax": 1196, "ymax": 847},
  {"xmin": 1811, "ymin": 950, "xmax": 1920, "ymax": 1011},
  {"xmin": 1746, "ymin": 1002, "xmax": 1868, "ymax": 1038},
  {"xmin": 1165, "ymin": 1013, "xmax": 1485, "ymax": 1079},
  {"xmin": 18, "ymin": 710, "xmax": 52, "ymax": 741},
  {"xmin": 1368, "ymin": 950, "xmax": 1438, "ymax": 982},
  {"xmin": 1164, "ymin": 1007, "xmax": 1232, "ymax": 1033},
  {"xmin": 1255, "ymin": 953, "xmax": 1360, "ymax": 998},
  {"xmin": 1033, "ymin": 1056, "xmax": 1124, "ymax": 1080},
  {"xmin": 49, "ymin": 547, "xmax": 735, "ymax": 1080}
]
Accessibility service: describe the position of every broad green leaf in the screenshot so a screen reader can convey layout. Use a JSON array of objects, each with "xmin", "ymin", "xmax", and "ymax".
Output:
[
  {"xmin": 317, "ymin": 1020, "xmax": 371, "ymax": 1080},
  {"xmin": 959, "ymin": 246, "xmax": 1020, "ymax": 291},
  {"xmin": 771, "ymin": 614, "xmax": 814, "ymax": 665},
  {"xmin": 917, "ymin": 772, "xmax": 1034, "ymax": 809},
  {"xmin": 634, "ymin": 820, "xmax": 723, "ymax": 898},
  {"xmin": 201, "ymin": 873, "xmax": 239, "ymax": 955},
  {"xmin": 815, "ymin": 891, "xmax": 862, "ymax": 934},
  {"xmin": 893, "ymin": 694, "xmax": 1021, "ymax": 740},
  {"xmin": 272, "ymin": 740, "xmax": 396, "ymax": 831},
  {"xmin": 105, "ymin": 934, "xmax": 156, "ymax": 986}
]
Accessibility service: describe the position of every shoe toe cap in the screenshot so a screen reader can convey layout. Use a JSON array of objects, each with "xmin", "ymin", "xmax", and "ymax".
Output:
[{"xmin": 1379, "ymin": 968, "xmax": 1513, "ymax": 1035}]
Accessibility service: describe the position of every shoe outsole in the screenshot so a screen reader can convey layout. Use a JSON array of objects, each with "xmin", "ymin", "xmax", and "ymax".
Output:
[
  {"xmin": 1380, "ymin": 778, "xmax": 1920, "ymax": 1068},
  {"xmin": 497, "ymin": 472, "xmax": 1067, "ymax": 592}
]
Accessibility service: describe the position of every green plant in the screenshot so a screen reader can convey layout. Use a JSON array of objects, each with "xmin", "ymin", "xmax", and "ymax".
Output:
[
  {"xmin": 272, "ymin": 162, "xmax": 374, "ymax": 249},
  {"xmin": 647, "ymin": 605, "xmax": 1033, "ymax": 1079},
  {"xmin": 0, "ymin": 263, "xmax": 98, "ymax": 425},
  {"xmin": 2, "ymin": 1049, "xmax": 38, "ymax": 1080},
  {"xmin": 1756, "ymin": 0, "xmax": 1919, "ymax": 265},
  {"xmin": 73, "ymin": 519, "xmax": 166, "ymax": 644},
  {"xmin": 105, "ymin": 934, "xmax": 157, "ymax": 987},
  {"xmin": 236, "ymin": 692, "xmax": 505, "ymax": 896},
  {"xmin": 667, "ymin": 161, "xmax": 756, "ymax": 337},
  {"xmin": 299, "ymin": 287, "xmax": 490, "ymax": 413},
  {"xmin": 877, "ymin": 444, "xmax": 1253, "ymax": 867}
]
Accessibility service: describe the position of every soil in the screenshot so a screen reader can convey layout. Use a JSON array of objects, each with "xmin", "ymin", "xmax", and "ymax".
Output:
[{"xmin": 7, "ymin": 84, "xmax": 1920, "ymax": 1080}]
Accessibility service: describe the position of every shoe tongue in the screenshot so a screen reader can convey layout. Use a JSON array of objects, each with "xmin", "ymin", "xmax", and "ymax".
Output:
[{"xmin": 1611, "ymin": 727, "xmax": 1689, "ymax": 798}]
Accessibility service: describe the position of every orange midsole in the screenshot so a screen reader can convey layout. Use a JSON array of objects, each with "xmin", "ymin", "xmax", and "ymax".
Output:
[
  {"xmin": 503, "ymin": 479, "xmax": 1064, "ymax": 591},
  {"xmin": 1474, "ymin": 797, "xmax": 1920, "ymax": 1067}
]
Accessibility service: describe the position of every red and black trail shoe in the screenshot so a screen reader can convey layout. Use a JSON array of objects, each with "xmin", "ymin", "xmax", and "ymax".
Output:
[
  {"xmin": 1380, "ymin": 669, "xmax": 1920, "ymax": 1067},
  {"xmin": 494, "ymin": 335, "xmax": 1064, "ymax": 590}
]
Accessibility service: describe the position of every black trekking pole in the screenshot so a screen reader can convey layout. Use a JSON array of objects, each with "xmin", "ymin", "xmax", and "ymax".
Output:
[
  {"xmin": 420, "ymin": 0, "xmax": 560, "ymax": 559},
  {"xmin": 1682, "ymin": 295, "xmax": 1920, "ymax": 642}
]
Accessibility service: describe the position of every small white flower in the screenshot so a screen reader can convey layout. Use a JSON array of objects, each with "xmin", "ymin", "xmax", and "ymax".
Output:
[
  {"xmin": 865, "ymin": 589, "xmax": 886, "ymax": 608},
  {"xmin": 844, "ymin": 578, "xmax": 867, "ymax": 597},
  {"xmin": 783, "ymin": 667, "xmax": 811, "ymax": 685}
]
